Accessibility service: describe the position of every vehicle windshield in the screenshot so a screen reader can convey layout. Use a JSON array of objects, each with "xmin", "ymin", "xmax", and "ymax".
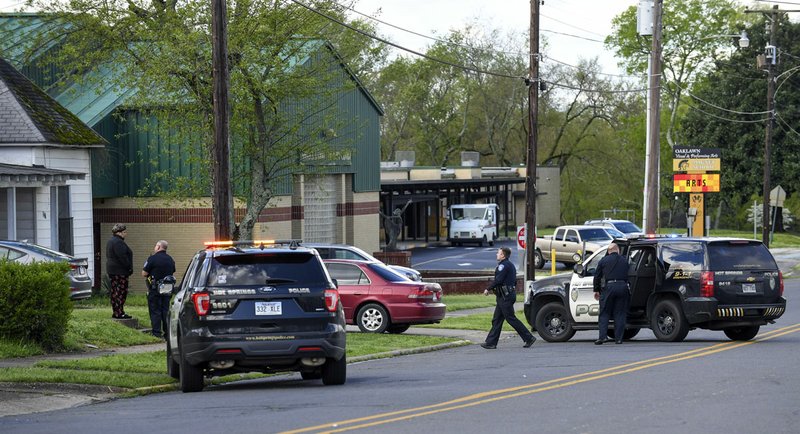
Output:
[
  {"xmin": 605, "ymin": 228, "xmax": 626, "ymax": 238},
  {"xmin": 578, "ymin": 228, "xmax": 613, "ymax": 242},
  {"xmin": 614, "ymin": 222, "xmax": 642, "ymax": 233},
  {"xmin": 451, "ymin": 208, "xmax": 486, "ymax": 220},
  {"xmin": 708, "ymin": 241, "xmax": 777, "ymax": 270},
  {"xmin": 367, "ymin": 263, "xmax": 409, "ymax": 282},
  {"xmin": 206, "ymin": 252, "xmax": 328, "ymax": 286}
]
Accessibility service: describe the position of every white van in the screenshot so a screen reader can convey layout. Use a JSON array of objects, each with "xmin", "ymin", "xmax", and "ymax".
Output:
[{"xmin": 448, "ymin": 204, "xmax": 498, "ymax": 247}]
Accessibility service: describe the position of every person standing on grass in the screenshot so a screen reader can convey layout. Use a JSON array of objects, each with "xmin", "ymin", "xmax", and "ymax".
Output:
[
  {"xmin": 142, "ymin": 240, "xmax": 176, "ymax": 339},
  {"xmin": 106, "ymin": 224, "xmax": 133, "ymax": 319},
  {"xmin": 481, "ymin": 247, "xmax": 536, "ymax": 349}
]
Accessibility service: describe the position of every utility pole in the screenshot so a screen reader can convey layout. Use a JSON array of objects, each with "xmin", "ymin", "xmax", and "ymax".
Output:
[
  {"xmin": 211, "ymin": 0, "xmax": 233, "ymax": 240},
  {"xmin": 525, "ymin": 0, "xmax": 540, "ymax": 282},
  {"xmin": 644, "ymin": 0, "xmax": 663, "ymax": 234},
  {"xmin": 762, "ymin": 6, "xmax": 777, "ymax": 247}
]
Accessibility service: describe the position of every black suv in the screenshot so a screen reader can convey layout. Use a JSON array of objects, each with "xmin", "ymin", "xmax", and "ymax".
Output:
[
  {"xmin": 166, "ymin": 240, "xmax": 346, "ymax": 392},
  {"xmin": 525, "ymin": 237, "xmax": 786, "ymax": 342}
]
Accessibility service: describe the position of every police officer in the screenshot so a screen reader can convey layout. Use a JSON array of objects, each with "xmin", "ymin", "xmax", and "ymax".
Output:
[
  {"xmin": 593, "ymin": 243, "xmax": 630, "ymax": 345},
  {"xmin": 481, "ymin": 247, "xmax": 536, "ymax": 349},
  {"xmin": 142, "ymin": 240, "xmax": 176, "ymax": 339}
]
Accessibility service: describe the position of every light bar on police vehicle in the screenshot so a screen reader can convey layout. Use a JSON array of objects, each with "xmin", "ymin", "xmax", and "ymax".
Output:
[{"xmin": 203, "ymin": 239, "xmax": 303, "ymax": 249}]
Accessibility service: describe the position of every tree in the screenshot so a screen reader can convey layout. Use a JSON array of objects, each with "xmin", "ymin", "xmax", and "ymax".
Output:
[
  {"xmin": 606, "ymin": 0, "xmax": 743, "ymax": 149},
  {"xmin": 679, "ymin": 17, "xmax": 800, "ymax": 230},
  {"xmin": 9, "ymin": 0, "xmax": 385, "ymax": 240}
]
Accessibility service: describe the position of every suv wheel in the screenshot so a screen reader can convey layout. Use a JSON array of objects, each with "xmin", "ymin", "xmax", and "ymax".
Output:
[
  {"xmin": 357, "ymin": 303, "xmax": 390, "ymax": 333},
  {"xmin": 321, "ymin": 355, "xmax": 346, "ymax": 385},
  {"xmin": 534, "ymin": 250, "xmax": 545, "ymax": 269},
  {"xmin": 723, "ymin": 325, "xmax": 760, "ymax": 341},
  {"xmin": 166, "ymin": 338, "xmax": 179, "ymax": 380},
  {"xmin": 179, "ymin": 343, "xmax": 205, "ymax": 393},
  {"xmin": 386, "ymin": 324, "xmax": 411, "ymax": 334},
  {"xmin": 535, "ymin": 302, "xmax": 576, "ymax": 342},
  {"xmin": 651, "ymin": 299, "xmax": 689, "ymax": 342}
]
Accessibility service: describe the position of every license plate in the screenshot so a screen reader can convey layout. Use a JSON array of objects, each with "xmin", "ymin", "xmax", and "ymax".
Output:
[
  {"xmin": 742, "ymin": 283, "xmax": 756, "ymax": 293},
  {"xmin": 255, "ymin": 301, "xmax": 282, "ymax": 316}
]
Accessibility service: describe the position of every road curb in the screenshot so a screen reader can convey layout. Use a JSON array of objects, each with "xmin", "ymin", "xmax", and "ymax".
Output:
[{"xmin": 349, "ymin": 339, "xmax": 473, "ymax": 363}]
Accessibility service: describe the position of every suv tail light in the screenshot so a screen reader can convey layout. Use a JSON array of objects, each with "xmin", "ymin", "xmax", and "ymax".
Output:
[
  {"xmin": 700, "ymin": 271, "xmax": 714, "ymax": 297},
  {"xmin": 324, "ymin": 289, "xmax": 339, "ymax": 312},
  {"xmin": 192, "ymin": 292, "xmax": 211, "ymax": 316},
  {"xmin": 779, "ymin": 271, "xmax": 784, "ymax": 297}
]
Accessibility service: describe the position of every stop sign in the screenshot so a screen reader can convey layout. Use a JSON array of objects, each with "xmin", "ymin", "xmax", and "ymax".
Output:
[{"xmin": 517, "ymin": 226, "xmax": 525, "ymax": 249}]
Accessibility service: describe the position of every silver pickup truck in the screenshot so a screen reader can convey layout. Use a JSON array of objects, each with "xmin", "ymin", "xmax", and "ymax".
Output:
[{"xmin": 534, "ymin": 225, "xmax": 616, "ymax": 268}]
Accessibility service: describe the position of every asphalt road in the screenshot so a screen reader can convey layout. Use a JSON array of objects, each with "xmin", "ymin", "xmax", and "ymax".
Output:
[
  {"xmin": 2, "ymin": 281, "xmax": 797, "ymax": 434},
  {"xmin": 410, "ymin": 239, "xmax": 570, "ymax": 272}
]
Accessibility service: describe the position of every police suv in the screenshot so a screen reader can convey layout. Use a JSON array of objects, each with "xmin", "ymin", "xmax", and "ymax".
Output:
[
  {"xmin": 167, "ymin": 240, "xmax": 346, "ymax": 392},
  {"xmin": 524, "ymin": 236, "xmax": 786, "ymax": 342}
]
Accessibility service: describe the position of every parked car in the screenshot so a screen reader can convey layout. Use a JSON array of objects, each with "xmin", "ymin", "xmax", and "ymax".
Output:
[
  {"xmin": 167, "ymin": 240, "xmax": 346, "ymax": 392},
  {"xmin": 525, "ymin": 236, "xmax": 786, "ymax": 343},
  {"xmin": 323, "ymin": 259, "xmax": 446, "ymax": 333},
  {"xmin": 584, "ymin": 218, "xmax": 644, "ymax": 237},
  {"xmin": 304, "ymin": 242, "xmax": 422, "ymax": 281},
  {"xmin": 534, "ymin": 225, "xmax": 615, "ymax": 269},
  {"xmin": 0, "ymin": 240, "xmax": 92, "ymax": 300}
]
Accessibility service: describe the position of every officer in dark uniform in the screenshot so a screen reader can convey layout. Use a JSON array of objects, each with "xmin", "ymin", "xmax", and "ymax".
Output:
[
  {"xmin": 481, "ymin": 247, "xmax": 536, "ymax": 349},
  {"xmin": 142, "ymin": 240, "xmax": 176, "ymax": 338},
  {"xmin": 593, "ymin": 243, "xmax": 630, "ymax": 345}
]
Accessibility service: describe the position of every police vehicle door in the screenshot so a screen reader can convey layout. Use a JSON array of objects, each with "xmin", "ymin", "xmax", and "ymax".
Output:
[{"xmin": 568, "ymin": 249, "xmax": 607, "ymax": 323}]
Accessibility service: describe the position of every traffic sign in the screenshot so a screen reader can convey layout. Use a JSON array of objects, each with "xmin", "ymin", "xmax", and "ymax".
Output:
[
  {"xmin": 770, "ymin": 185, "xmax": 786, "ymax": 207},
  {"xmin": 517, "ymin": 226, "xmax": 525, "ymax": 249}
]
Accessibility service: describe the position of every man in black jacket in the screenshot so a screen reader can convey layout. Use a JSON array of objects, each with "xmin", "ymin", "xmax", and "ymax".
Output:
[
  {"xmin": 142, "ymin": 240, "xmax": 176, "ymax": 338},
  {"xmin": 593, "ymin": 243, "xmax": 630, "ymax": 345},
  {"xmin": 106, "ymin": 224, "xmax": 133, "ymax": 319},
  {"xmin": 481, "ymin": 247, "xmax": 536, "ymax": 349}
]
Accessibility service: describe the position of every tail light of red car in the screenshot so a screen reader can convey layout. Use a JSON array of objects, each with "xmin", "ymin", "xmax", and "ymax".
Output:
[
  {"xmin": 324, "ymin": 289, "xmax": 340, "ymax": 312},
  {"xmin": 700, "ymin": 271, "xmax": 714, "ymax": 297},
  {"xmin": 408, "ymin": 283, "xmax": 443, "ymax": 302},
  {"xmin": 192, "ymin": 292, "xmax": 211, "ymax": 316}
]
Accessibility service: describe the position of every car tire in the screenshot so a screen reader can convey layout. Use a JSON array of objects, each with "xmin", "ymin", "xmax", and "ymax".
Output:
[
  {"xmin": 301, "ymin": 370, "xmax": 322, "ymax": 380},
  {"xmin": 386, "ymin": 324, "xmax": 411, "ymax": 334},
  {"xmin": 166, "ymin": 338, "xmax": 180, "ymax": 380},
  {"xmin": 356, "ymin": 303, "xmax": 390, "ymax": 333},
  {"xmin": 534, "ymin": 250, "xmax": 545, "ymax": 269},
  {"xmin": 651, "ymin": 299, "xmax": 689, "ymax": 342},
  {"xmin": 179, "ymin": 343, "xmax": 205, "ymax": 393},
  {"xmin": 723, "ymin": 325, "xmax": 760, "ymax": 341},
  {"xmin": 535, "ymin": 302, "xmax": 576, "ymax": 342},
  {"xmin": 321, "ymin": 355, "xmax": 346, "ymax": 385}
]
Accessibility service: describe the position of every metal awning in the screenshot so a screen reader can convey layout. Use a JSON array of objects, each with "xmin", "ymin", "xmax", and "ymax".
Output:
[{"xmin": 0, "ymin": 163, "xmax": 85, "ymax": 187}]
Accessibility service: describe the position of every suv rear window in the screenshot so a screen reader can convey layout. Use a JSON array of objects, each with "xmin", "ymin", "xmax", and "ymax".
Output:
[
  {"xmin": 206, "ymin": 252, "xmax": 327, "ymax": 286},
  {"xmin": 660, "ymin": 242, "xmax": 705, "ymax": 271},
  {"xmin": 707, "ymin": 241, "xmax": 777, "ymax": 270}
]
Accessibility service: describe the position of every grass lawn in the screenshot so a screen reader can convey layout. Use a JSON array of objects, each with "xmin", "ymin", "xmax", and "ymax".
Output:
[
  {"xmin": 0, "ymin": 333, "xmax": 461, "ymax": 391},
  {"xmin": 417, "ymin": 310, "xmax": 526, "ymax": 331}
]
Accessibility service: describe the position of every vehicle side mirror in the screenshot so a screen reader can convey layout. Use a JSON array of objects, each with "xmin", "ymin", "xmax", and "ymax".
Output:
[{"xmin": 574, "ymin": 263, "xmax": 584, "ymax": 276}]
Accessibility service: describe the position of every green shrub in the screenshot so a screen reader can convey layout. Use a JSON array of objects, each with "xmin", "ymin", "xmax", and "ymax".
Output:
[{"xmin": 0, "ymin": 260, "xmax": 73, "ymax": 350}]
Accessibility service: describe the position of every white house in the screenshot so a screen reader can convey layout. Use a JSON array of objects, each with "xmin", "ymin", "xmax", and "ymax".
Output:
[{"xmin": 0, "ymin": 57, "xmax": 106, "ymax": 279}]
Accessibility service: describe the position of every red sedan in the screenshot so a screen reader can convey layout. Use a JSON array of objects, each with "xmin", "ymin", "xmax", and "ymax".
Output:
[{"xmin": 323, "ymin": 259, "xmax": 446, "ymax": 333}]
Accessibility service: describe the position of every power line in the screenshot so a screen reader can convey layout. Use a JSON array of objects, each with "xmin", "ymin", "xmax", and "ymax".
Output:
[
  {"xmin": 540, "ymin": 12, "xmax": 606, "ymax": 38},
  {"xmin": 683, "ymin": 100, "xmax": 771, "ymax": 123},
  {"xmin": 288, "ymin": 0, "xmax": 525, "ymax": 80},
  {"xmin": 776, "ymin": 112, "xmax": 800, "ymax": 137},
  {"xmin": 670, "ymin": 81, "xmax": 772, "ymax": 115}
]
